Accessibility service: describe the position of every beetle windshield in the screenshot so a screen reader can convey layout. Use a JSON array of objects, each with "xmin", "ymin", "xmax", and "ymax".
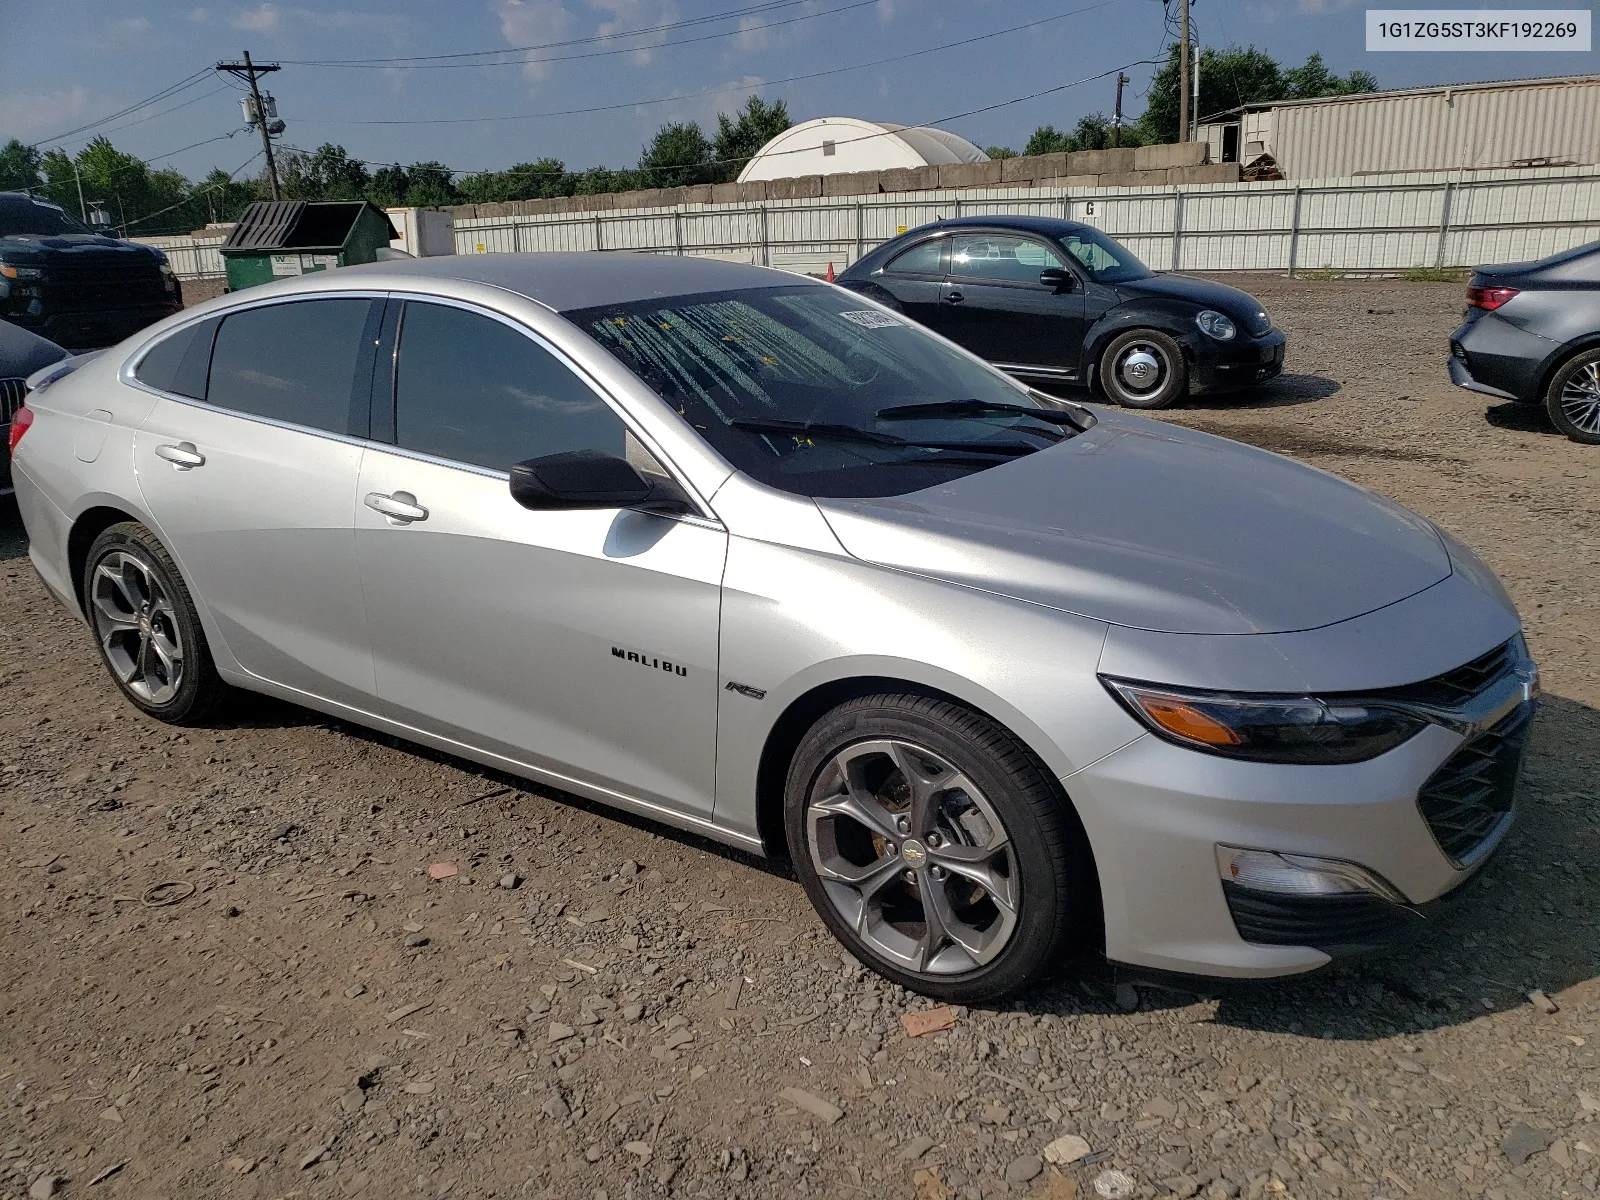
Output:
[
  {"xmin": 1057, "ymin": 227, "xmax": 1150, "ymax": 284},
  {"xmin": 566, "ymin": 284, "xmax": 1082, "ymax": 498}
]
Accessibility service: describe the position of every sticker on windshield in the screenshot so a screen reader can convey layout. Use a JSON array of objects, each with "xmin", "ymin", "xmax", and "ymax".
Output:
[{"xmin": 838, "ymin": 309, "xmax": 903, "ymax": 329}]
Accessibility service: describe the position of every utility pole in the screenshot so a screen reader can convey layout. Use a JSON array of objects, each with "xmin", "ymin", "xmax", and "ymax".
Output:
[
  {"xmin": 71, "ymin": 159, "xmax": 87, "ymax": 221},
  {"xmin": 1112, "ymin": 72, "xmax": 1129, "ymax": 148},
  {"xmin": 1192, "ymin": 36, "xmax": 1201, "ymax": 142},
  {"xmin": 216, "ymin": 50, "xmax": 283, "ymax": 200},
  {"xmin": 1178, "ymin": 0, "xmax": 1191, "ymax": 142}
]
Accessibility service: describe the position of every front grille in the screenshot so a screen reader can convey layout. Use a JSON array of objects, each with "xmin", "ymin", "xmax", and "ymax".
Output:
[
  {"xmin": 1371, "ymin": 639, "xmax": 1516, "ymax": 709},
  {"xmin": 1223, "ymin": 884, "xmax": 1422, "ymax": 953},
  {"xmin": 1417, "ymin": 703, "xmax": 1532, "ymax": 868},
  {"xmin": 0, "ymin": 377, "xmax": 23, "ymax": 424},
  {"xmin": 44, "ymin": 257, "xmax": 169, "ymax": 312}
]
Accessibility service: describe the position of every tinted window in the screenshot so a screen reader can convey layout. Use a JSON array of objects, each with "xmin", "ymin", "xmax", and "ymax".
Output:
[
  {"xmin": 208, "ymin": 299, "xmax": 375, "ymax": 434},
  {"xmin": 393, "ymin": 302, "xmax": 625, "ymax": 472},
  {"xmin": 885, "ymin": 238, "xmax": 943, "ymax": 275},
  {"xmin": 1058, "ymin": 228, "xmax": 1150, "ymax": 283},
  {"xmin": 950, "ymin": 234, "xmax": 1064, "ymax": 284},
  {"xmin": 134, "ymin": 317, "xmax": 218, "ymax": 400},
  {"xmin": 0, "ymin": 197, "xmax": 91, "ymax": 237},
  {"xmin": 571, "ymin": 284, "xmax": 1085, "ymax": 499}
]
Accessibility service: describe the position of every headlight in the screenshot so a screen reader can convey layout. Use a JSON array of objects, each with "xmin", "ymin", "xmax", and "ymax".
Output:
[
  {"xmin": 1101, "ymin": 677, "xmax": 1428, "ymax": 764},
  {"xmin": 0, "ymin": 264, "xmax": 42, "ymax": 280},
  {"xmin": 1195, "ymin": 309, "xmax": 1236, "ymax": 340},
  {"xmin": 158, "ymin": 260, "xmax": 175, "ymax": 277}
]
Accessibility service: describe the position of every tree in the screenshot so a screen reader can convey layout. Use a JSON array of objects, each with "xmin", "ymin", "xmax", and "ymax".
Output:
[
  {"xmin": 278, "ymin": 143, "xmax": 370, "ymax": 202},
  {"xmin": 402, "ymin": 162, "xmax": 457, "ymax": 207},
  {"xmin": 639, "ymin": 122, "xmax": 715, "ymax": 189},
  {"xmin": 985, "ymin": 146, "xmax": 1018, "ymax": 160},
  {"xmin": 192, "ymin": 167, "xmax": 259, "ymax": 226},
  {"xmin": 366, "ymin": 164, "xmax": 412, "ymax": 209},
  {"xmin": 712, "ymin": 96, "xmax": 790, "ymax": 179},
  {"xmin": 1023, "ymin": 113, "xmax": 1148, "ymax": 157},
  {"xmin": 1139, "ymin": 44, "xmax": 1378, "ymax": 143},
  {"xmin": 456, "ymin": 157, "xmax": 574, "ymax": 204},
  {"xmin": 0, "ymin": 140, "xmax": 42, "ymax": 192}
]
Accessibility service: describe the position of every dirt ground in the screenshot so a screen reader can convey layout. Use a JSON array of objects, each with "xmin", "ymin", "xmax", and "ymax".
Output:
[{"xmin": 1, "ymin": 277, "xmax": 1597, "ymax": 1200}]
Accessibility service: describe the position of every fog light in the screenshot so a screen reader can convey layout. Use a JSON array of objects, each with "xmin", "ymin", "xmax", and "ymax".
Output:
[{"xmin": 1216, "ymin": 845, "xmax": 1405, "ymax": 903}]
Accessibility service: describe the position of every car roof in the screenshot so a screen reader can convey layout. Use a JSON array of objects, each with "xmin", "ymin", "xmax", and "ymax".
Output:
[
  {"xmin": 335, "ymin": 251, "xmax": 822, "ymax": 312},
  {"xmin": 917, "ymin": 215, "xmax": 1097, "ymax": 238}
]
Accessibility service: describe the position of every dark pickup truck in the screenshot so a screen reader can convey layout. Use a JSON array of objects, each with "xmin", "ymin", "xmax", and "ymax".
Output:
[{"xmin": 0, "ymin": 192, "xmax": 182, "ymax": 350}]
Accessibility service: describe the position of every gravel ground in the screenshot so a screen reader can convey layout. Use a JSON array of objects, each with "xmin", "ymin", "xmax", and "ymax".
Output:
[{"xmin": 1, "ymin": 276, "xmax": 1597, "ymax": 1200}]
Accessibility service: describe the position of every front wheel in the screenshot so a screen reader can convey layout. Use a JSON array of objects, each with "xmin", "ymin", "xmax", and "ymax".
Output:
[
  {"xmin": 1545, "ymin": 348, "xmax": 1600, "ymax": 444},
  {"xmin": 784, "ymin": 693, "xmax": 1096, "ymax": 1003},
  {"xmin": 1099, "ymin": 329, "xmax": 1188, "ymax": 409}
]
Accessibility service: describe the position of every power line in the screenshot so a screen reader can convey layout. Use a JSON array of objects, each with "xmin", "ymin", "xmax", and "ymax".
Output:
[
  {"xmin": 35, "ymin": 71, "xmax": 214, "ymax": 147},
  {"xmin": 282, "ymin": 0, "xmax": 840, "ymax": 66},
  {"xmin": 286, "ymin": 0, "xmax": 880, "ymax": 72},
  {"xmin": 292, "ymin": 0, "xmax": 1127, "ymax": 127},
  {"xmin": 216, "ymin": 53, "xmax": 285, "ymax": 200},
  {"xmin": 74, "ymin": 83, "xmax": 235, "ymax": 147}
]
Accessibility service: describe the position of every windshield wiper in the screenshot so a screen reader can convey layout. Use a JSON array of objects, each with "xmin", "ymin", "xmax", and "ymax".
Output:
[
  {"xmin": 875, "ymin": 398, "xmax": 1091, "ymax": 435},
  {"xmin": 727, "ymin": 417, "xmax": 1040, "ymax": 457}
]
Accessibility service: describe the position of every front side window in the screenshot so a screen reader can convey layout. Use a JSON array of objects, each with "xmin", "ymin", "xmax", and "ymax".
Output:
[
  {"xmin": 568, "ymin": 284, "xmax": 1085, "ymax": 499},
  {"xmin": 885, "ymin": 238, "xmax": 944, "ymax": 276},
  {"xmin": 207, "ymin": 299, "xmax": 376, "ymax": 434},
  {"xmin": 949, "ymin": 234, "xmax": 1065, "ymax": 285},
  {"xmin": 1058, "ymin": 228, "xmax": 1151, "ymax": 283},
  {"xmin": 393, "ymin": 301, "xmax": 626, "ymax": 473}
]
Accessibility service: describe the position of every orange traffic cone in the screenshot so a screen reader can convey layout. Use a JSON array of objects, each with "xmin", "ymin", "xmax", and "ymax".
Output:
[{"xmin": 825, "ymin": 262, "xmax": 835, "ymax": 282}]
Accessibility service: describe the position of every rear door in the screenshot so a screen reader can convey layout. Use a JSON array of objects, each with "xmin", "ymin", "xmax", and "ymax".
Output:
[
  {"xmin": 133, "ymin": 295, "xmax": 382, "ymax": 707},
  {"xmin": 354, "ymin": 298, "xmax": 726, "ymax": 818},
  {"xmin": 941, "ymin": 232, "xmax": 1086, "ymax": 378}
]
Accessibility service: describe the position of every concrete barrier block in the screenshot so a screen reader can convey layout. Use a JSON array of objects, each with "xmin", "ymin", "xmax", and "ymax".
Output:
[
  {"xmin": 1134, "ymin": 141, "xmax": 1208, "ymax": 171},
  {"xmin": 938, "ymin": 161, "xmax": 1002, "ymax": 189},
  {"xmin": 681, "ymin": 184, "xmax": 715, "ymax": 206},
  {"xmin": 908, "ymin": 164, "xmax": 940, "ymax": 191},
  {"xmin": 1067, "ymin": 148, "xmax": 1137, "ymax": 175},
  {"xmin": 711, "ymin": 183, "xmax": 742, "ymax": 204},
  {"xmin": 1036, "ymin": 174, "xmax": 1103, "ymax": 190},
  {"xmin": 1169, "ymin": 163, "xmax": 1242, "ymax": 185},
  {"xmin": 879, "ymin": 167, "xmax": 918, "ymax": 193},
  {"xmin": 1002, "ymin": 153, "xmax": 1065, "ymax": 184},
  {"xmin": 476, "ymin": 202, "xmax": 514, "ymax": 219},
  {"xmin": 737, "ymin": 180, "xmax": 769, "ymax": 202},
  {"xmin": 1101, "ymin": 169, "xmax": 1168, "ymax": 188},
  {"xmin": 824, "ymin": 170, "xmax": 882, "ymax": 196},
  {"xmin": 768, "ymin": 175, "xmax": 824, "ymax": 200}
]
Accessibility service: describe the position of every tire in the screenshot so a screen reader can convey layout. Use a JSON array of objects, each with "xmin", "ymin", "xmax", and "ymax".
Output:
[
  {"xmin": 81, "ymin": 522, "xmax": 227, "ymax": 724},
  {"xmin": 1544, "ymin": 348, "xmax": 1600, "ymax": 444},
  {"xmin": 1098, "ymin": 329, "xmax": 1188, "ymax": 409},
  {"xmin": 784, "ymin": 693, "xmax": 1096, "ymax": 1003}
]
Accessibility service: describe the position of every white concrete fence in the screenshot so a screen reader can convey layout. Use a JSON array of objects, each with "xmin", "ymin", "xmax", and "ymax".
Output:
[{"xmin": 139, "ymin": 165, "xmax": 1600, "ymax": 282}]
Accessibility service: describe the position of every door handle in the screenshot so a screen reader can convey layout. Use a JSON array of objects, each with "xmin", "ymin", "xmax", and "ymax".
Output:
[
  {"xmin": 944, "ymin": 290, "xmax": 964, "ymax": 303},
  {"xmin": 364, "ymin": 490, "xmax": 429, "ymax": 524},
  {"xmin": 154, "ymin": 441, "xmax": 205, "ymax": 469}
]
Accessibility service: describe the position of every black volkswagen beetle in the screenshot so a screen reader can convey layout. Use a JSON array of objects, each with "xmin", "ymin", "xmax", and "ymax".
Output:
[{"xmin": 837, "ymin": 215, "xmax": 1285, "ymax": 409}]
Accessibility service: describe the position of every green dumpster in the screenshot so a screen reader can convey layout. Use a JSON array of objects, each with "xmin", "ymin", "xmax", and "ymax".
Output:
[{"xmin": 220, "ymin": 200, "xmax": 399, "ymax": 291}]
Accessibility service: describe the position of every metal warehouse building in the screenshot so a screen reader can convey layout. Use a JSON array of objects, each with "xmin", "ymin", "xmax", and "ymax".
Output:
[{"xmin": 1198, "ymin": 74, "xmax": 1600, "ymax": 180}]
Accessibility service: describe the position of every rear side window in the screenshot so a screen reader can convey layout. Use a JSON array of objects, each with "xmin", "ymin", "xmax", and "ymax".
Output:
[
  {"xmin": 134, "ymin": 316, "xmax": 218, "ymax": 400},
  {"xmin": 207, "ymin": 299, "xmax": 377, "ymax": 435},
  {"xmin": 885, "ymin": 239, "xmax": 944, "ymax": 276},
  {"xmin": 392, "ymin": 301, "xmax": 626, "ymax": 472}
]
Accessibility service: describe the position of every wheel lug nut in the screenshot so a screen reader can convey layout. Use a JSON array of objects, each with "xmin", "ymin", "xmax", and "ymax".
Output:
[
  {"xmin": 903, "ymin": 869, "xmax": 916, "ymax": 883},
  {"xmin": 931, "ymin": 866, "xmax": 947, "ymax": 881},
  {"xmin": 897, "ymin": 817, "xmax": 910, "ymax": 834},
  {"xmin": 886, "ymin": 843, "xmax": 898, "ymax": 856}
]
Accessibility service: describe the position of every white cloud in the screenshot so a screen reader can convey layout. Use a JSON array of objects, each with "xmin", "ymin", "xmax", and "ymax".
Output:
[
  {"xmin": 113, "ymin": 16, "xmax": 152, "ymax": 35},
  {"xmin": 876, "ymin": 0, "xmax": 897, "ymax": 24},
  {"xmin": 493, "ymin": 0, "xmax": 574, "ymax": 80},
  {"xmin": 590, "ymin": 0, "xmax": 678, "ymax": 67},
  {"xmin": 189, "ymin": 6, "xmax": 210, "ymax": 20},
  {"xmin": 735, "ymin": 14, "xmax": 771, "ymax": 52},
  {"xmin": 229, "ymin": 4, "xmax": 392, "ymax": 34},
  {"xmin": 231, "ymin": 3, "xmax": 279, "ymax": 31},
  {"xmin": 644, "ymin": 74, "xmax": 766, "ymax": 134},
  {"xmin": 0, "ymin": 86, "xmax": 88, "ymax": 140}
]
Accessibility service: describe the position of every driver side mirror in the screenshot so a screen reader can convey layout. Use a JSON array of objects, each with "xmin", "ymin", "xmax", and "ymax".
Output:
[
  {"xmin": 509, "ymin": 449, "xmax": 654, "ymax": 510},
  {"xmin": 1039, "ymin": 267, "xmax": 1076, "ymax": 293}
]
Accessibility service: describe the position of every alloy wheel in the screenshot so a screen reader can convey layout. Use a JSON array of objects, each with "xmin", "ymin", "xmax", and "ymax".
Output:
[
  {"xmin": 1558, "ymin": 361, "xmax": 1600, "ymax": 435},
  {"xmin": 805, "ymin": 738, "xmax": 1018, "ymax": 975},
  {"xmin": 89, "ymin": 550, "xmax": 185, "ymax": 706}
]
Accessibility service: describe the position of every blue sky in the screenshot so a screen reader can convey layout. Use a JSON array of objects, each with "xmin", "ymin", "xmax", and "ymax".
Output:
[{"xmin": 3, "ymin": 0, "xmax": 1595, "ymax": 182}]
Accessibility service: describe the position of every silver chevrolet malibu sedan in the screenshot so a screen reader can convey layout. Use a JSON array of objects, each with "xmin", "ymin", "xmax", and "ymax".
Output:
[{"xmin": 9, "ymin": 253, "xmax": 1538, "ymax": 1002}]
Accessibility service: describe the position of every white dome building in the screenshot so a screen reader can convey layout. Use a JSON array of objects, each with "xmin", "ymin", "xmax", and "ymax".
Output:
[{"xmin": 737, "ymin": 116, "xmax": 988, "ymax": 182}]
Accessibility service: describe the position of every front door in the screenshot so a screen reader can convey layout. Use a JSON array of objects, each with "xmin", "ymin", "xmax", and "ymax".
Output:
[
  {"xmin": 941, "ymin": 232, "xmax": 1086, "ymax": 378},
  {"xmin": 354, "ymin": 299, "xmax": 726, "ymax": 817},
  {"xmin": 133, "ymin": 295, "xmax": 382, "ymax": 707},
  {"xmin": 867, "ymin": 235, "xmax": 951, "ymax": 336}
]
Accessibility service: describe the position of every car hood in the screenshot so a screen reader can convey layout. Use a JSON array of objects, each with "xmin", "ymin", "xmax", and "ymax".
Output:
[
  {"xmin": 1115, "ymin": 272, "xmax": 1269, "ymax": 324},
  {"xmin": 814, "ymin": 411, "xmax": 1452, "ymax": 635},
  {"xmin": 0, "ymin": 233, "xmax": 154, "ymax": 262}
]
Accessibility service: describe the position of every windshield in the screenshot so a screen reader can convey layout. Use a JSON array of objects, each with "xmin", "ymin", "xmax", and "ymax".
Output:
[
  {"xmin": 0, "ymin": 198, "xmax": 93, "ymax": 237},
  {"xmin": 567, "ymin": 284, "xmax": 1078, "ymax": 498},
  {"xmin": 1058, "ymin": 227, "xmax": 1150, "ymax": 283}
]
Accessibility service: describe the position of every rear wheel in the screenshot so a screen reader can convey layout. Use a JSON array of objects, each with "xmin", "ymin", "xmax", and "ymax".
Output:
[
  {"xmin": 82, "ymin": 522, "xmax": 226, "ymax": 724},
  {"xmin": 1545, "ymin": 348, "xmax": 1600, "ymax": 444},
  {"xmin": 1099, "ymin": 329, "xmax": 1187, "ymax": 409},
  {"xmin": 784, "ymin": 693, "xmax": 1095, "ymax": 1003}
]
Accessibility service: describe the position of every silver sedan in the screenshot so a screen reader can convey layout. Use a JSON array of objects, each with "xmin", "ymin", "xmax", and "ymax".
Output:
[{"xmin": 9, "ymin": 253, "xmax": 1537, "ymax": 1001}]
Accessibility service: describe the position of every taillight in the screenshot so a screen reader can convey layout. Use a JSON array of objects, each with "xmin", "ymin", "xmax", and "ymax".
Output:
[
  {"xmin": 1467, "ymin": 285, "xmax": 1519, "ymax": 311},
  {"xmin": 7, "ymin": 404, "xmax": 32, "ymax": 454}
]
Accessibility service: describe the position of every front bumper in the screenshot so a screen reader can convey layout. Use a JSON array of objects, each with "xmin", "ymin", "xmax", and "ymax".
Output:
[{"xmin": 1190, "ymin": 328, "xmax": 1287, "ymax": 392}]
